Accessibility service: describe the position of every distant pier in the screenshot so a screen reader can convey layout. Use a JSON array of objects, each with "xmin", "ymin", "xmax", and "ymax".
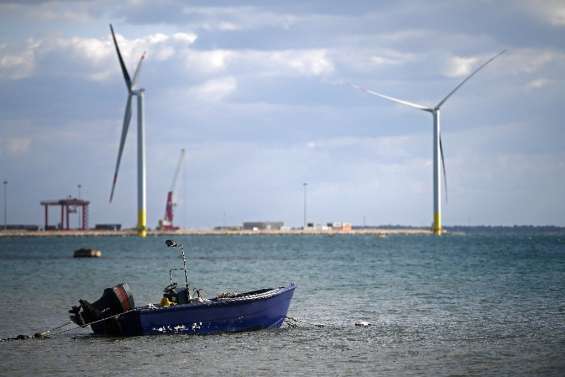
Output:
[{"xmin": 0, "ymin": 227, "xmax": 434, "ymax": 237}]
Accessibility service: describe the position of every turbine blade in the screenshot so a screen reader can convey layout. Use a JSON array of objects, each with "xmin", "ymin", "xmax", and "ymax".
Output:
[
  {"xmin": 109, "ymin": 24, "xmax": 132, "ymax": 92},
  {"xmin": 349, "ymin": 82, "xmax": 431, "ymax": 111},
  {"xmin": 440, "ymin": 134, "xmax": 448, "ymax": 204},
  {"xmin": 131, "ymin": 52, "xmax": 146, "ymax": 89},
  {"xmin": 435, "ymin": 50, "xmax": 506, "ymax": 109},
  {"xmin": 109, "ymin": 94, "xmax": 133, "ymax": 202}
]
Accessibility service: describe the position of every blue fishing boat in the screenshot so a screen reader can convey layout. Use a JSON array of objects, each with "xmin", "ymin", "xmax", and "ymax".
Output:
[{"xmin": 69, "ymin": 240, "xmax": 296, "ymax": 336}]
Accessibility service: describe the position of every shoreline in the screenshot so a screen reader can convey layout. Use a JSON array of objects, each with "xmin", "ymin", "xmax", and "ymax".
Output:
[{"xmin": 0, "ymin": 228, "xmax": 434, "ymax": 238}]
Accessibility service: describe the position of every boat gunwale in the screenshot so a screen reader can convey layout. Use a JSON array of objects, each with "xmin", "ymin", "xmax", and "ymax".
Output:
[{"xmin": 136, "ymin": 282, "xmax": 296, "ymax": 314}]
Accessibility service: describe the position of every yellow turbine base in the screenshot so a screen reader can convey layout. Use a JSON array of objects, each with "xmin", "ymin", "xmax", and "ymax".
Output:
[
  {"xmin": 137, "ymin": 210, "xmax": 147, "ymax": 238},
  {"xmin": 432, "ymin": 212, "xmax": 442, "ymax": 236}
]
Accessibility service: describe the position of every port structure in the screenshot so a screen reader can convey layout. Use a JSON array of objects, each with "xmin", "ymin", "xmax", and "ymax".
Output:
[
  {"xmin": 40, "ymin": 198, "xmax": 90, "ymax": 230},
  {"xmin": 158, "ymin": 149, "xmax": 186, "ymax": 231}
]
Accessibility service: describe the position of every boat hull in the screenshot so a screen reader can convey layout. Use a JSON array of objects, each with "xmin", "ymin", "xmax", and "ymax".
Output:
[{"xmin": 97, "ymin": 283, "xmax": 296, "ymax": 336}]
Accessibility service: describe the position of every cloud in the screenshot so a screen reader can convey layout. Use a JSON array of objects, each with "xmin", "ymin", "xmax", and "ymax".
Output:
[
  {"xmin": 331, "ymin": 46, "xmax": 418, "ymax": 76},
  {"xmin": 439, "ymin": 49, "xmax": 565, "ymax": 92},
  {"xmin": 0, "ymin": 30, "xmax": 334, "ymax": 89},
  {"xmin": 182, "ymin": 48, "xmax": 334, "ymax": 78},
  {"xmin": 527, "ymin": 78, "xmax": 551, "ymax": 89},
  {"xmin": 501, "ymin": 48, "xmax": 562, "ymax": 75},
  {"xmin": 0, "ymin": 137, "xmax": 32, "ymax": 157},
  {"xmin": 102, "ymin": 30, "xmax": 198, "ymax": 64},
  {"xmin": 189, "ymin": 76, "xmax": 237, "ymax": 102},
  {"xmin": 369, "ymin": 50, "xmax": 415, "ymax": 66},
  {"xmin": 235, "ymin": 49, "xmax": 334, "ymax": 77},
  {"xmin": 0, "ymin": 39, "xmax": 38, "ymax": 79},
  {"xmin": 178, "ymin": 5, "xmax": 301, "ymax": 31},
  {"xmin": 172, "ymin": 32, "xmax": 198, "ymax": 44},
  {"xmin": 278, "ymin": 49, "xmax": 334, "ymax": 76},
  {"xmin": 57, "ymin": 36, "xmax": 112, "ymax": 64},
  {"xmin": 167, "ymin": 137, "xmax": 433, "ymax": 226},
  {"xmin": 444, "ymin": 55, "xmax": 481, "ymax": 78},
  {"xmin": 154, "ymin": 46, "xmax": 175, "ymax": 61},
  {"xmin": 0, "ymin": 1, "xmax": 94, "ymax": 23},
  {"xmin": 526, "ymin": 0, "xmax": 565, "ymax": 26},
  {"xmin": 0, "ymin": 30, "xmax": 198, "ymax": 82},
  {"xmin": 304, "ymin": 134, "xmax": 426, "ymax": 163},
  {"xmin": 184, "ymin": 49, "xmax": 234, "ymax": 74}
]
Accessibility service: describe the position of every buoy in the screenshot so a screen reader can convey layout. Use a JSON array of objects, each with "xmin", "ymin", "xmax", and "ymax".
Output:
[{"xmin": 73, "ymin": 248, "xmax": 102, "ymax": 258}]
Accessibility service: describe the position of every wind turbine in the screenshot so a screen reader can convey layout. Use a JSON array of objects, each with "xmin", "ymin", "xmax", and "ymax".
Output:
[
  {"xmin": 351, "ymin": 50, "xmax": 505, "ymax": 235},
  {"xmin": 108, "ymin": 24, "xmax": 148, "ymax": 237}
]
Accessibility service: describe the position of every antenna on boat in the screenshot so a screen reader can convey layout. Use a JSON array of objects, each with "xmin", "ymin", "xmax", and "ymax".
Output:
[{"xmin": 165, "ymin": 240, "xmax": 191, "ymax": 300}]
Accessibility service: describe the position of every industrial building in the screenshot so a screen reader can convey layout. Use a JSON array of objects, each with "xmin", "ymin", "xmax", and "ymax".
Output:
[
  {"xmin": 242, "ymin": 221, "xmax": 284, "ymax": 231},
  {"xmin": 95, "ymin": 224, "xmax": 122, "ymax": 231}
]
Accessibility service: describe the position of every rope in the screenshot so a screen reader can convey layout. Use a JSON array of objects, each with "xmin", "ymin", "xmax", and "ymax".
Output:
[
  {"xmin": 2, "ymin": 312, "xmax": 368, "ymax": 341},
  {"xmin": 1, "ymin": 320, "xmax": 71, "ymax": 342},
  {"xmin": 42, "ymin": 320, "xmax": 73, "ymax": 334},
  {"xmin": 1, "ymin": 308, "xmax": 138, "ymax": 341},
  {"xmin": 284, "ymin": 316, "xmax": 325, "ymax": 328},
  {"xmin": 52, "ymin": 308, "xmax": 138, "ymax": 336},
  {"xmin": 284, "ymin": 316, "xmax": 372, "ymax": 329}
]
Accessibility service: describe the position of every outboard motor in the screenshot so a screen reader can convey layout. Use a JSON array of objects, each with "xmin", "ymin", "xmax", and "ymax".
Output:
[{"xmin": 69, "ymin": 283, "xmax": 135, "ymax": 336}]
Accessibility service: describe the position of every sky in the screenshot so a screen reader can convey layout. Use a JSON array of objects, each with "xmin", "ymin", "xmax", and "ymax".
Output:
[{"xmin": 0, "ymin": 0, "xmax": 564, "ymax": 229}]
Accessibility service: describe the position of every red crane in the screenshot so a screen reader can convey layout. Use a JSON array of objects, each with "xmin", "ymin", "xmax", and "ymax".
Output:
[{"xmin": 158, "ymin": 149, "xmax": 186, "ymax": 230}]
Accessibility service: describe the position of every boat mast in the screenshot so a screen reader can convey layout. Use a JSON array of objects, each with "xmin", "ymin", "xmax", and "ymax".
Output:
[
  {"xmin": 178, "ymin": 243, "xmax": 191, "ymax": 300},
  {"xmin": 165, "ymin": 240, "xmax": 191, "ymax": 301}
]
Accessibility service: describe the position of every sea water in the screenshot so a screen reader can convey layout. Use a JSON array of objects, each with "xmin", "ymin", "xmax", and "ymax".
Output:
[{"xmin": 1, "ymin": 230, "xmax": 564, "ymax": 376}]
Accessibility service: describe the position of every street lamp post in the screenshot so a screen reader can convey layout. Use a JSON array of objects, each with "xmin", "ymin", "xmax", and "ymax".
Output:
[
  {"xmin": 77, "ymin": 184, "xmax": 82, "ymax": 228},
  {"xmin": 3, "ymin": 180, "xmax": 7, "ymax": 231},
  {"xmin": 303, "ymin": 182, "xmax": 307, "ymax": 229}
]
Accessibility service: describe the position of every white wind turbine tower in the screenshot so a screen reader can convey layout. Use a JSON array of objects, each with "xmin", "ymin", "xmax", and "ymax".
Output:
[
  {"xmin": 108, "ymin": 24, "xmax": 149, "ymax": 237},
  {"xmin": 351, "ymin": 50, "xmax": 505, "ymax": 235}
]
